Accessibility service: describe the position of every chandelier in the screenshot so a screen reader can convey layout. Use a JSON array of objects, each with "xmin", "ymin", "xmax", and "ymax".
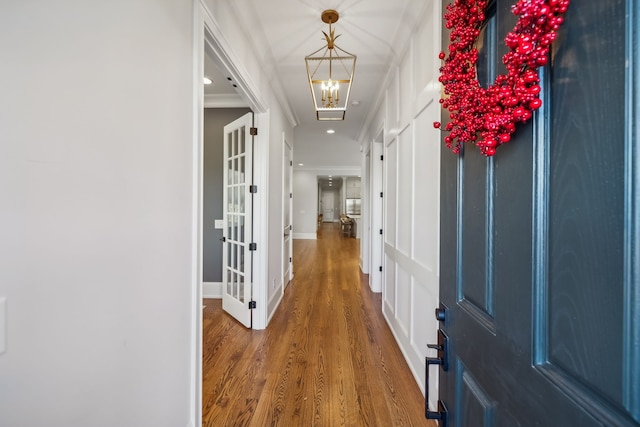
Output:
[{"xmin": 305, "ymin": 10, "xmax": 357, "ymax": 121}]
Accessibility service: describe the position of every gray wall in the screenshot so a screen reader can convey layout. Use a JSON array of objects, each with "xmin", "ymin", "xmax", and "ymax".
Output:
[{"xmin": 203, "ymin": 107, "xmax": 251, "ymax": 282}]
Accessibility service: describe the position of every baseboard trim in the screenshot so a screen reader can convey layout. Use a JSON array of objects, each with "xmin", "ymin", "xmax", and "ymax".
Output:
[
  {"xmin": 267, "ymin": 287, "xmax": 284, "ymax": 325},
  {"xmin": 203, "ymin": 282, "xmax": 222, "ymax": 299},
  {"xmin": 382, "ymin": 300, "xmax": 425, "ymax": 396},
  {"xmin": 293, "ymin": 233, "xmax": 317, "ymax": 240}
]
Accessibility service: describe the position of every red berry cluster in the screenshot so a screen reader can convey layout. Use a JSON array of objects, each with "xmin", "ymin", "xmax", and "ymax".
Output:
[{"xmin": 433, "ymin": 0, "xmax": 570, "ymax": 156}]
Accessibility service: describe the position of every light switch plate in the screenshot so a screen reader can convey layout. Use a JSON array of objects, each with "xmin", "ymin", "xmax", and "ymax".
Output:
[
  {"xmin": 0, "ymin": 297, "xmax": 6, "ymax": 354},
  {"xmin": 214, "ymin": 219, "xmax": 224, "ymax": 229}
]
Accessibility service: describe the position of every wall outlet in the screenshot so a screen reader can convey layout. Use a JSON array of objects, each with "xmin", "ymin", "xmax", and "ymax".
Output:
[
  {"xmin": 0, "ymin": 297, "xmax": 6, "ymax": 354},
  {"xmin": 214, "ymin": 219, "xmax": 224, "ymax": 229}
]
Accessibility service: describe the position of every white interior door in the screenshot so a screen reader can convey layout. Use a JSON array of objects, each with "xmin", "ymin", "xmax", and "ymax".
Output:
[
  {"xmin": 222, "ymin": 112, "xmax": 253, "ymax": 328},
  {"xmin": 322, "ymin": 191, "xmax": 334, "ymax": 221},
  {"xmin": 283, "ymin": 139, "xmax": 293, "ymax": 287}
]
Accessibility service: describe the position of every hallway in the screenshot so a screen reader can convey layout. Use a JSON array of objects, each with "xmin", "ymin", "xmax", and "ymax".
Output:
[{"xmin": 202, "ymin": 222, "xmax": 433, "ymax": 426}]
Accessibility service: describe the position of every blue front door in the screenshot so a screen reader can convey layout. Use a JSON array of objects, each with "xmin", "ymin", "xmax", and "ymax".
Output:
[{"xmin": 437, "ymin": 1, "xmax": 640, "ymax": 425}]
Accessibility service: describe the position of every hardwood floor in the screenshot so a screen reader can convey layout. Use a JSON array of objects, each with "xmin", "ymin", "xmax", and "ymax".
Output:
[{"xmin": 202, "ymin": 222, "xmax": 433, "ymax": 426}]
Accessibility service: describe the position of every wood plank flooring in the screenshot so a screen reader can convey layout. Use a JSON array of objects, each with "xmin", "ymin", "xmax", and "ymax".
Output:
[{"xmin": 202, "ymin": 222, "xmax": 434, "ymax": 426}]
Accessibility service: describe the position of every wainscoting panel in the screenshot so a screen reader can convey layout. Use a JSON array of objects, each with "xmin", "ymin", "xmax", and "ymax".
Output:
[{"xmin": 382, "ymin": 87, "xmax": 441, "ymax": 394}]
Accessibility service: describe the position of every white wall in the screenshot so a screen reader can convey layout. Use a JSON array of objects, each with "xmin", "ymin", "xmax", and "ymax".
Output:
[
  {"xmin": 293, "ymin": 128, "xmax": 361, "ymax": 169},
  {"xmin": 292, "ymin": 170, "xmax": 319, "ymax": 238},
  {"xmin": 267, "ymin": 103, "xmax": 293, "ymax": 314},
  {"xmin": 0, "ymin": 1, "xmax": 195, "ymax": 426},
  {"xmin": 359, "ymin": 0, "xmax": 442, "ymax": 408}
]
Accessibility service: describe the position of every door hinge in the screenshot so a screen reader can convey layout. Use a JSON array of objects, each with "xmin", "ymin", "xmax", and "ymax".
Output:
[
  {"xmin": 248, "ymin": 301, "xmax": 256, "ymax": 309},
  {"xmin": 249, "ymin": 243, "xmax": 257, "ymax": 251},
  {"xmin": 289, "ymin": 225, "xmax": 292, "ymax": 231},
  {"xmin": 379, "ymin": 229, "xmax": 383, "ymax": 235},
  {"xmin": 379, "ymin": 266, "xmax": 383, "ymax": 272},
  {"xmin": 380, "ymin": 192, "xmax": 383, "ymax": 198},
  {"xmin": 289, "ymin": 257, "xmax": 292, "ymax": 262},
  {"xmin": 249, "ymin": 185, "xmax": 258, "ymax": 193},
  {"xmin": 290, "ymin": 160, "xmax": 293, "ymax": 166},
  {"xmin": 250, "ymin": 127, "xmax": 258, "ymax": 136},
  {"xmin": 380, "ymin": 155, "xmax": 384, "ymax": 161},
  {"xmin": 290, "ymin": 192, "xmax": 293, "ymax": 198}
]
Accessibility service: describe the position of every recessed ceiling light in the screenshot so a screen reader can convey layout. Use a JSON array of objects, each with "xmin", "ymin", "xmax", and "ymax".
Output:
[
  {"xmin": 203, "ymin": 77, "xmax": 212, "ymax": 85},
  {"xmin": 326, "ymin": 129, "xmax": 335, "ymax": 134},
  {"xmin": 351, "ymin": 100, "xmax": 361, "ymax": 106},
  {"xmin": 298, "ymin": 163, "xmax": 304, "ymax": 166},
  {"xmin": 328, "ymin": 175, "xmax": 332, "ymax": 178}
]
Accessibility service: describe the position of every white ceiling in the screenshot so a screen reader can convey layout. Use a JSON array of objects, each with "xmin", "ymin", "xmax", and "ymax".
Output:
[{"xmin": 204, "ymin": 0, "xmax": 430, "ymax": 168}]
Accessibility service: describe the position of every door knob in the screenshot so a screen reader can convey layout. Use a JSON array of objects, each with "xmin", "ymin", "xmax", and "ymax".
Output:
[{"xmin": 435, "ymin": 305, "xmax": 447, "ymax": 322}]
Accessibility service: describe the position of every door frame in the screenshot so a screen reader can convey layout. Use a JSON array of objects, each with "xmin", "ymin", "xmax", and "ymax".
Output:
[
  {"xmin": 369, "ymin": 127, "xmax": 384, "ymax": 293},
  {"xmin": 282, "ymin": 134, "xmax": 293, "ymax": 289},
  {"xmin": 192, "ymin": 1, "xmax": 271, "ymax": 425},
  {"xmin": 199, "ymin": 1, "xmax": 269, "ymax": 325}
]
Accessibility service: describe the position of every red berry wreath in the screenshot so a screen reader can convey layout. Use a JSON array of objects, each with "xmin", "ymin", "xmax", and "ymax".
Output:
[{"xmin": 434, "ymin": 0, "xmax": 570, "ymax": 156}]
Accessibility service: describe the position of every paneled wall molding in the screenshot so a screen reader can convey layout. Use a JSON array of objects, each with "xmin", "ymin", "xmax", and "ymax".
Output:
[
  {"xmin": 384, "ymin": 243, "xmax": 438, "ymax": 297},
  {"xmin": 383, "ymin": 298, "xmax": 427, "ymax": 393},
  {"xmin": 356, "ymin": 2, "xmax": 430, "ymax": 145},
  {"xmin": 360, "ymin": 0, "xmax": 442, "ymax": 401},
  {"xmin": 414, "ymin": 82, "xmax": 441, "ymax": 119},
  {"xmin": 414, "ymin": 98, "xmax": 436, "ymax": 123}
]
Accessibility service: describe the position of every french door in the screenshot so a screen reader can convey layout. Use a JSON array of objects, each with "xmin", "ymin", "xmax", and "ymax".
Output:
[{"xmin": 222, "ymin": 112, "xmax": 253, "ymax": 328}]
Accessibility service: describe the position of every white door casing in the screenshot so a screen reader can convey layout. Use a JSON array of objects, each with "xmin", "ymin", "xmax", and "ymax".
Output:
[
  {"xmin": 369, "ymin": 139, "xmax": 384, "ymax": 293},
  {"xmin": 283, "ymin": 136, "xmax": 293, "ymax": 288}
]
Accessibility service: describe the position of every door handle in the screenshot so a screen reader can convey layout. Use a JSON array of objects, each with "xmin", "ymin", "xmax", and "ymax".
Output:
[{"xmin": 426, "ymin": 329, "xmax": 449, "ymax": 425}]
